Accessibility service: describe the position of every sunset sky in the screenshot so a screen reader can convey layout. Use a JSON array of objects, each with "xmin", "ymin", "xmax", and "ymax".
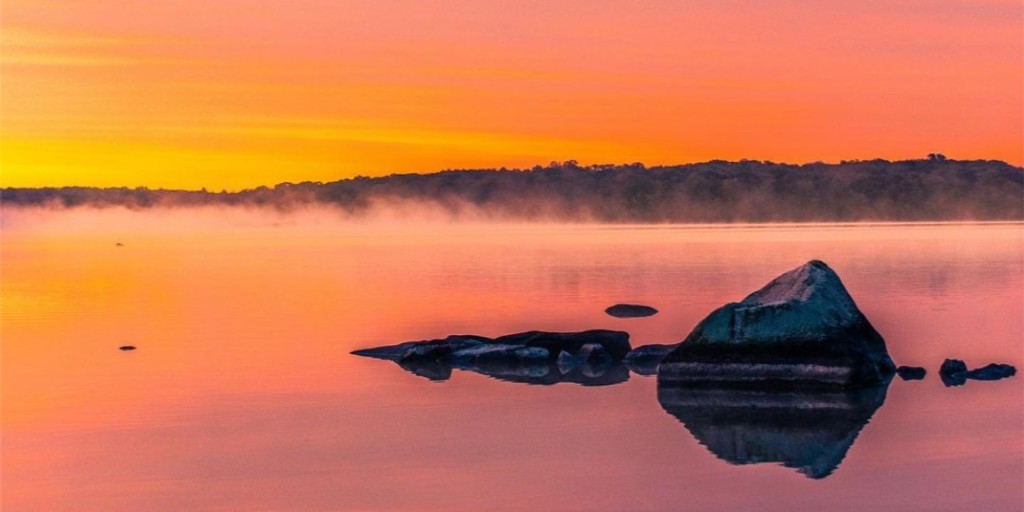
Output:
[{"xmin": 2, "ymin": 0, "xmax": 1021, "ymax": 190}]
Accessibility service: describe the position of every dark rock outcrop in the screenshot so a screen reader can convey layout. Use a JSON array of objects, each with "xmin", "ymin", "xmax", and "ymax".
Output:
[
  {"xmin": 605, "ymin": 304, "xmax": 659, "ymax": 318},
  {"xmin": 939, "ymin": 359, "xmax": 968, "ymax": 387},
  {"xmin": 896, "ymin": 366, "xmax": 927, "ymax": 381},
  {"xmin": 658, "ymin": 379, "xmax": 891, "ymax": 479},
  {"xmin": 967, "ymin": 363, "xmax": 1017, "ymax": 381},
  {"xmin": 353, "ymin": 330, "xmax": 632, "ymax": 386},
  {"xmin": 658, "ymin": 260, "xmax": 895, "ymax": 389},
  {"xmin": 623, "ymin": 344, "xmax": 678, "ymax": 376}
]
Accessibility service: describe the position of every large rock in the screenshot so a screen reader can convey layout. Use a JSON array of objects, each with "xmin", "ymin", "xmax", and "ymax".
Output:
[
  {"xmin": 352, "ymin": 329, "xmax": 632, "ymax": 386},
  {"xmin": 658, "ymin": 260, "xmax": 895, "ymax": 388}
]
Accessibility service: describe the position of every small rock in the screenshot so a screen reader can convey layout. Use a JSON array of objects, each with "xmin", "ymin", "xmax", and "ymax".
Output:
[
  {"xmin": 119, "ymin": 345, "xmax": 137, "ymax": 351},
  {"xmin": 966, "ymin": 363, "xmax": 1016, "ymax": 381},
  {"xmin": 939, "ymin": 359, "xmax": 967, "ymax": 375},
  {"xmin": 115, "ymin": 242, "xmax": 124, "ymax": 247},
  {"xmin": 605, "ymin": 304, "xmax": 659, "ymax": 318},
  {"xmin": 896, "ymin": 366, "xmax": 927, "ymax": 381},
  {"xmin": 939, "ymin": 359, "xmax": 968, "ymax": 387}
]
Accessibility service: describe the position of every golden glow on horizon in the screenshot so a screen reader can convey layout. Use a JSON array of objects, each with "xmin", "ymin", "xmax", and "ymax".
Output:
[{"xmin": 2, "ymin": 0, "xmax": 1022, "ymax": 190}]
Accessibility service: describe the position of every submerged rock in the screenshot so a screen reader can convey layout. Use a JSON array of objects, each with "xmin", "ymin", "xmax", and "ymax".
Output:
[
  {"xmin": 605, "ymin": 304, "xmax": 659, "ymax": 318},
  {"xmin": 967, "ymin": 363, "xmax": 1017, "ymax": 381},
  {"xmin": 658, "ymin": 260, "xmax": 895, "ymax": 389},
  {"xmin": 939, "ymin": 359, "xmax": 968, "ymax": 387},
  {"xmin": 352, "ymin": 330, "xmax": 632, "ymax": 386},
  {"xmin": 623, "ymin": 344, "xmax": 678, "ymax": 376},
  {"xmin": 896, "ymin": 366, "xmax": 927, "ymax": 381},
  {"xmin": 658, "ymin": 378, "xmax": 891, "ymax": 479}
]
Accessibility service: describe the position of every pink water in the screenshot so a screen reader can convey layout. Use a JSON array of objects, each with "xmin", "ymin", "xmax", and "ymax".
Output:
[{"xmin": 2, "ymin": 212, "xmax": 1021, "ymax": 511}]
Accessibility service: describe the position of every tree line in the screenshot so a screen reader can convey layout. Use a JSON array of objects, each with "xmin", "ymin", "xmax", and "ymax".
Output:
[{"xmin": 3, "ymin": 158, "xmax": 1022, "ymax": 222}]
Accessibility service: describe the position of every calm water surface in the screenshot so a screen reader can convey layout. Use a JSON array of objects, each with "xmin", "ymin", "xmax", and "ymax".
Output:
[{"xmin": 2, "ymin": 212, "xmax": 1022, "ymax": 511}]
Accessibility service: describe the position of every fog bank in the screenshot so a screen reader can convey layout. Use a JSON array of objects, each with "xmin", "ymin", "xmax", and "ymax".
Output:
[{"xmin": 3, "ymin": 159, "xmax": 1022, "ymax": 224}]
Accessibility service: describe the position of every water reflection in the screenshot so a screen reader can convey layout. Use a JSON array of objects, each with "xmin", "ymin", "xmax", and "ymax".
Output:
[
  {"xmin": 393, "ymin": 357, "xmax": 631, "ymax": 386},
  {"xmin": 657, "ymin": 380, "xmax": 891, "ymax": 479}
]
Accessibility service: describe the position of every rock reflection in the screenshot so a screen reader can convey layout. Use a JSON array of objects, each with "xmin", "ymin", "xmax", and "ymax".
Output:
[
  {"xmin": 657, "ymin": 380, "xmax": 891, "ymax": 479},
  {"xmin": 391, "ymin": 358, "xmax": 630, "ymax": 386}
]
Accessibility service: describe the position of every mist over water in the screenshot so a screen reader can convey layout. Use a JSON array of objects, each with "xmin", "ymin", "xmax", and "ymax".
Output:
[{"xmin": 5, "ymin": 159, "xmax": 1023, "ymax": 224}]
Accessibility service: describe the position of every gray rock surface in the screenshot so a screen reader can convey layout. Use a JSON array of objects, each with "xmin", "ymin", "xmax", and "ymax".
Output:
[{"xmin": 658, "ymin": 260, "xmax": 895, "ymax": 388}]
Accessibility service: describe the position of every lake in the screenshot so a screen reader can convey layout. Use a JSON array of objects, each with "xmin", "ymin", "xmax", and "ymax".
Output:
[{"xmin": 2, "ymin": 209, "xmax": 1021, "ymax": 511}]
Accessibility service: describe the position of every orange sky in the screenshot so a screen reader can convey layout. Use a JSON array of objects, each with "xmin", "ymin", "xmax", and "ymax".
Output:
[{"xmin": 2, "ymin": 0, "xmax": 1022, "ymax": 190}]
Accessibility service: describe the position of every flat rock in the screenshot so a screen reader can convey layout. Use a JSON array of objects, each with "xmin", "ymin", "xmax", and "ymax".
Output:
[
  {"xmin": 353, "ymin": 329, "xmax": 632, "ymax": 386},
  {"xmin": 896, "ymin": 366, "xmax": 927, "ymax": 381},
  {"xmin": 658, "ymin": 260, "xmax": 895, "ymax": 389},
  {"xmin": 605, "ymin": 304, "xmax": 659, "ymax": 318}
]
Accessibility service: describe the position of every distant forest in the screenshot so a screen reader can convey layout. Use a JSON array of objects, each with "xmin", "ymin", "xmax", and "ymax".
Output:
[{"xmin": 3, "ymin": 158, "xmax": 1022, "ymax": 222}]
